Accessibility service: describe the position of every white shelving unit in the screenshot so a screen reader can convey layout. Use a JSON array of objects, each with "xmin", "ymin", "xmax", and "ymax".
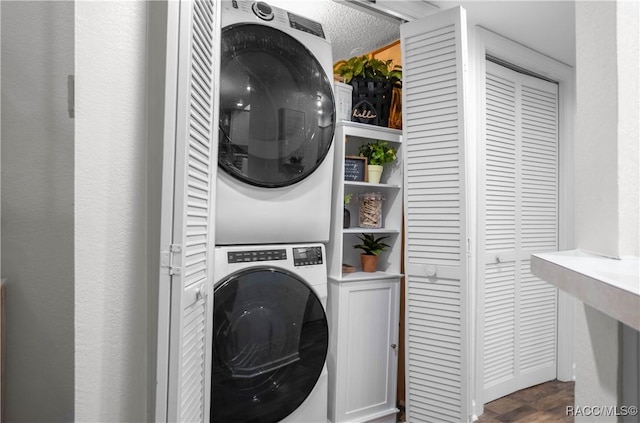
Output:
[
  {"xmin": 327, "ymin": 121, "xmax": 403, "ymax": 280},
  {"xmin": 327, "ymin": 121, "xmax": 403, "ymax": 423}
]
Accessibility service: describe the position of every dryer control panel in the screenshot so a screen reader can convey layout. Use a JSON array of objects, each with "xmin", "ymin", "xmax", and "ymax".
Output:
[
  {"xmin": 228, "ymin": 0, "xmax": 326, "ymax": 39},
  {"xmin": 293, "ymin": 246, "xmax": 323, "ymax": 267}
]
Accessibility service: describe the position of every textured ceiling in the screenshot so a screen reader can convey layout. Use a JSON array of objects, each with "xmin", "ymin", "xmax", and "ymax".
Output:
[
  {"xmin": 267, "ymin": 0, "xmax": 401, "ymax": 62},
  {"xmin": 267, "ymin": 0, "xmax": 574, "ymax": 67},
  {"xmin": 321, "ymin": 1, "xmax": 401, "ymax": 60}
]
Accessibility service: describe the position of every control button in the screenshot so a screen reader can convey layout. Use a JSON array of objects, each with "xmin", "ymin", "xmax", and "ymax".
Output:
[
  {"xmin": 252, "ymin": 1, "xmax": 274, "ymax": 21},
  {"xmin": 231, "ymin": 0, "xmax": 238, "ymax": 8}
]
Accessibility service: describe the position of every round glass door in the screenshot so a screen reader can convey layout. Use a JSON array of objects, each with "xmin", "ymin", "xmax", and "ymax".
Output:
[
  {"xmin": 212, "ymin": 268, "xmax": 328, "ymax": 423},
  {"xmin": 218, "ymin": 24, "xmax": 335, "ymax": 188}
]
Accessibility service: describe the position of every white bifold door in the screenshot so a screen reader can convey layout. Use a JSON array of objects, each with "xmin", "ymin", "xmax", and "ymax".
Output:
[
  {"xmin": 481, "ymin": 60, "xmax": 559, "ymax": 403},
  {"xmin": 155, "ymin": 0, "xmax": 220, "ymax": 422},
  {"xmin": 401, "ymin": 7, "xmax": 472, "ymax": 423},
  {"xmin": 401, "ymin": 6, "xmax": 561, "ymax": 421}
]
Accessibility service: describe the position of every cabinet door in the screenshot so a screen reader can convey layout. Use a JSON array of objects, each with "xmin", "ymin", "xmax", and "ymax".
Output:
[
  {"xmin": 336, "ymin": 279, "xmax": 400, "ymax": 422},
  {"xmin": 401, "ymin": 6, "xmax": 472, "ymax": 423}
]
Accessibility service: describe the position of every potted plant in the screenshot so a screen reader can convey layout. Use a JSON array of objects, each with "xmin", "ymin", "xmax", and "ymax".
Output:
[
  {"xmin": 333, "ymin": 55, "xmax": 402, "ymax": 86},
  {"xmin": 333, "ymin": 55, "xmax": 402, "ymax": 127},
  {"xmin": 353, "ymin": 233, "xmax": 390, "ymax": 272},
  {"xmin": 358, "ymin": 140, "xmax": 397, "ymax": 184},
  {"xmin": 343, "ymin": 193, "xmax": 353, "ymax": 229}
]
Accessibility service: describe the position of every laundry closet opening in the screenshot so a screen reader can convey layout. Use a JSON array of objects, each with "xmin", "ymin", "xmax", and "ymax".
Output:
[{"xmin": 152, "ymin": 2, "xmax": 576, "ymax": 422}]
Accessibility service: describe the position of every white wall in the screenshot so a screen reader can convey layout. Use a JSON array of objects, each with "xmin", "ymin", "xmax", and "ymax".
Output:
[
  {"xmin": 615, "ymin": 0, "xmax": 640, "ymax": 259},
  {"xmin": 75, "ymin": 1, "xmax": 149, "ymax": 421},
  {"xmin": 573, "ymin": 1, "xmax": 640, "ymax": 420},
  {"xmin": 573, "ymin": 305, "xmax": 619, "ymax": 422},
  {"xmin": 0, "ymin": 2, "xmax": 74, "ymax": 421},
  {"xmin": 574, "ymin": 1, "xmax": 620, "ymax": 259},
  {"xmin": 0, "ymin": 0, "xmax": 2, "ymax": 278},
  {"xmin": 575, "ymin": 0, "xmax": 640, "ymax": 259}
]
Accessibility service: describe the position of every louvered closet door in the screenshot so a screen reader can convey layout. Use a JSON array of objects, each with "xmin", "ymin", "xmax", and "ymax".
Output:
[
  {"xmin": 401, "ymin": 7, "xmax": 471, "ymax": 423},
  {"xmin": 481, "ymin": 61, "xmax": 559, "ymax": 403},
  {"xmin": 162, "ymin": 0, "xmax": 220, "ymax": 422}
]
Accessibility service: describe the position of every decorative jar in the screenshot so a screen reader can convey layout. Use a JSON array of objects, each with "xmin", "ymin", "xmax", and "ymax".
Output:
[{"xmin": 359, "ymin": 192, "xmax": 384, "ymax": 229}]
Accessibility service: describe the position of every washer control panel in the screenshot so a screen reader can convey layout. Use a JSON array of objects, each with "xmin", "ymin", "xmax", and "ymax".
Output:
[
  {"xmin": 293, "ymin": 246, "xmax": 323, "ymax": 267},
  {"xmin": 228, "ymin": 249, "xmax": 287, "ymax": 263}
]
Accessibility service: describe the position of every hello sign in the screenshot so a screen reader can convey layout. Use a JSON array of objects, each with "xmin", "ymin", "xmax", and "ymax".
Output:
[{"xmin": 351, "ymin": 100, "xmax": 379, "ymax": 125}]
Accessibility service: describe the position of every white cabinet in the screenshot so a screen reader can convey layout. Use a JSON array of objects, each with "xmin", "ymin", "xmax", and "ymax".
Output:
[
  {"xmin": 327, "ymin": 121, "xmax": 402, "ymax": 423},
  {"xmin": 328, "ymin": 278, "xmax": 400, "ymax": 423}
]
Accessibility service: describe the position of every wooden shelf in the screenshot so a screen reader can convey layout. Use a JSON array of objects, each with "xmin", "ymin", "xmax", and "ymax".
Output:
[
  {"xmin": 337, "ymin": 121, "xmax": 402, "ymax": 141},
  {"xmin": 331, "ymin": 272, "xmax": 404, "ymax": 283},
  {"xmin": 344, "ymin": 181, "xmax": 401, "ymax": 189},
  {"xmin": 343, "ymin": 228, "xmax": 400, "ymax": 234}
]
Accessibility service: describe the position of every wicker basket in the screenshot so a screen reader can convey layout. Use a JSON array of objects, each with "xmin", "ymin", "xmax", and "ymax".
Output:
[{"xmin": 350, "ymin": 77, "xmax": 393, "ymax": 127}]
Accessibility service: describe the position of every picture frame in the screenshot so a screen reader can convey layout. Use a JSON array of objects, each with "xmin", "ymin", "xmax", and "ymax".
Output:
[{"xmin": 344, "ymin": 156, "xmax": 367, "ymax": 182}]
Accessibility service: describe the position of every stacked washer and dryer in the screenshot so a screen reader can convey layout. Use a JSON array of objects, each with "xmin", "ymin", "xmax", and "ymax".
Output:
[{"xmin": 212, "ymin": 1, "xmax": 336, "ymax": 422}]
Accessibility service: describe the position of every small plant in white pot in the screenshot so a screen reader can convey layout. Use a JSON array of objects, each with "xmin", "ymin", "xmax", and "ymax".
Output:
[
  {"xmin": 353, "ymin": 233, "xmax": 390, "ymax": 272},
  {"xmin": 358, "ymin": 141, "xmax": 397, "ymax": 184}
]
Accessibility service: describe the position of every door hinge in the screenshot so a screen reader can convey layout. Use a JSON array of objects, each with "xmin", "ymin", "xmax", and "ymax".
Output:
[
  {"xmin": 467, "ymin": 237, "xmax": 471, "ymax": 257},
  {"xmin": 161, "ymin": 244, "xmax": 182, "ymax": 275}
]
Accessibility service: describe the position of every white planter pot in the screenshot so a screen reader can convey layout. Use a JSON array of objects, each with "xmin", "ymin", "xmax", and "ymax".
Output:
[{"xmin": 367, "ymin": 165, "xmax": 383, "ymax": 184}]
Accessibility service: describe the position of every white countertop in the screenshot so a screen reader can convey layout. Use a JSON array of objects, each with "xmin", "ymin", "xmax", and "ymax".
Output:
[{"xmin": 531, "ymin": 250, "xmax": 640, "ymax": 331}]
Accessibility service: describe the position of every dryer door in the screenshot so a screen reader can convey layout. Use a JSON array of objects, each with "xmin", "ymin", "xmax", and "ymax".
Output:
[
  {"xmin": 218, "ymin": 23, "xmax": 335, "ymax": 188},
  {"xmin": 212, "ymin": 267, "xmax": 328, "ymax": 423}
]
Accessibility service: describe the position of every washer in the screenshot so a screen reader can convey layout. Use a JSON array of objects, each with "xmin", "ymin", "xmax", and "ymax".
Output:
[
  {"xmin": 212, "ymin": 243, "xmax": 328, "ymax": 423},
  {"xmin": 216, "ymin": 1, "xmax": 336, "ymax": 245}
]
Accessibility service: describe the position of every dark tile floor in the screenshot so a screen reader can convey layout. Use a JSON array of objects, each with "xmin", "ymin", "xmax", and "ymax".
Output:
[{"xmin": 478, "ymin": 379, "xmax": 575, "ymax": 423}]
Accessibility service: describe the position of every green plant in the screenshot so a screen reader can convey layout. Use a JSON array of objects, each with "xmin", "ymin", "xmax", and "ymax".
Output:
[
  {"xmin": 353, "ymin": 233, "xmax": 390, "ymax": 256},
  {"xmin": 359, "ymin": 141, "xmax": 397, "ymax": 166},
  {"xmin": 344, "ymin": 193, "xmax": 353, "ymax": 205},
  {"xmin": 334, "ymin": 55, "xmax": 402, "ymax": 86}
]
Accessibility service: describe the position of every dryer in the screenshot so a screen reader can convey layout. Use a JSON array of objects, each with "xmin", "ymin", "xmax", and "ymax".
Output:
[
  {"xmin": 216, "ymin": 1, "xmax": 336, "ymax": 245},
  {"xmin": 212, "ymin": 243, "xmax": 328, "ymax": 423}
]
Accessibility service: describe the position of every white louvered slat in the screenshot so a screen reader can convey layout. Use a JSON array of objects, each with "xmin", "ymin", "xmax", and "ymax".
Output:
[
  {"xmin": 482, "ymin": 68, "xmax": 517, "ymax": 394},
  {"xmin": 178, "ymin": 1, "xmax": 215, "ymax": 421},
  {"xmin": 181, "ymin": 300, "xmax": 207, "ymax": 422},
  {"xmin": 519, "ymin": 260, "xmax": 557, "ymax": 372},
  {"xmin": 521, "ymin": 83, "xmax": 558, "ymax": 254},
  {"xmin": 402, "ymin": 7, "xmax": 470, "ymax": 423},
  {"xmin": 482, "ymin": 61, "xmax": 558, "ymax": 403},
  {"xmin": 165, "ymin": 0, "xmax": 218, "ymax": 422},
  {"xmin": 483, "ymin": 262, "xmax": 516, "ymax": 387}
]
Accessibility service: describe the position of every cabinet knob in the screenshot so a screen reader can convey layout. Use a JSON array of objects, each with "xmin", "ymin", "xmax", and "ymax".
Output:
[{"xmin": 391, "ymin": 343, "xmax": 397, "ymax": 349}]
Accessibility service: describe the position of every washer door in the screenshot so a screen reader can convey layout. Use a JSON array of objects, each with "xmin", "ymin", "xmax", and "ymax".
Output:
[
  {"xmin": 212, "ymin": 267, "xmax": 328, "ymax": 423},
  {"xmin": 218, "ymin": 24, "xmax": 335, "ymax": 188}
]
